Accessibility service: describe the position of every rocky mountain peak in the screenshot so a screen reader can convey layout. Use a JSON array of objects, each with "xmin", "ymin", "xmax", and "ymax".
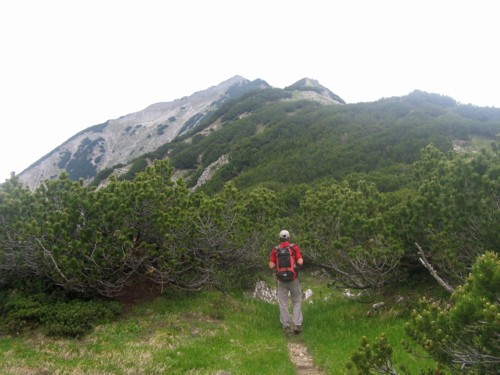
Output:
[
  {"xmin": 285, "ymin": 78, "xmax": 346, "ymax": 104},
  {"xmin": 18, "ymin": 76, "xmax": 261, "ymax": 190}
]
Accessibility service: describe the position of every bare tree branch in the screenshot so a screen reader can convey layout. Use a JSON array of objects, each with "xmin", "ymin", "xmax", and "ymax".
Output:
[
  {"xmin": 36, "ymin": 237, "xmax": 70, "ymax": 285},
  {"xmin": 416, "ymin": 242, "xmax": 455, "ymax": 293}
]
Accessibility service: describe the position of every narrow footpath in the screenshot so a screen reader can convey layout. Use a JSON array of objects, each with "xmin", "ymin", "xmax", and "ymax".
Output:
[{"xmin": 287, "ymin": 340, "xmax": 324, "ymax": 375}]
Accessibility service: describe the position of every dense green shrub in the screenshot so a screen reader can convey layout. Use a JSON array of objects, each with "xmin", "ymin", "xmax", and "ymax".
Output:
[
  {"xmin": 346, "ymin": 333, "xmax": 443, "ymax": 374},
  {"xmin": 405, "ymin": 145, "xmax": 500, "ymax": 286},
  {"xmin": 300, "ymin": 180, "xmax": 404, "ymax": 291},
  {"xmin": 41, "ymin": 299, "xmax": 121, "ymax": 337},
  {"xmin": 90, "ymin": 166, "xmax": 115, "ymax": 186},
  {"xmin": 347, "ymin": 334, "xmax": 400, "ymax": 375},
  {"xmin": 0, "ymin": 288, "xmax": 121, "ymax": 337},
  {"xmin": 0, "ymin": 290, "xmax": 44, "ymax": 333},
  {"xmin": 346, "ymin": 251, "xmax": 498, "ymax": 374},
  {"xmin": 2, "ymin": 139, "xmax": 499, "ymax": 306},
  {"xmin": 118, "ymin": 157, "xmax": 149, "ymax": 180},
  {"xmin": 406, "ymin": 251, "xmax": 500, "ymax": 373}
]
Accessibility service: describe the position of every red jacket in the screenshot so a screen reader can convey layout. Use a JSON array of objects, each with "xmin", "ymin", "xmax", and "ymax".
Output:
[{"xmin": 269, "ymin": 241, "xmax": 303, "ymax": 264}]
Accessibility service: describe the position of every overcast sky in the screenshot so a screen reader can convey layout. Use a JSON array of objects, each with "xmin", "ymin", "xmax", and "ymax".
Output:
[{"xmin": 1, "ymin": 0, "xmax": 499, "ymax": 182}]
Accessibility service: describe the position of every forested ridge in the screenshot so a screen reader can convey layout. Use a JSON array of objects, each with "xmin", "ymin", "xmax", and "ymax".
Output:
[
  {"xmin": 1, "ymin": 88, "xmax": 499, "ymax": 372},
  {"xmin": 163, "ymin": 89, "xmax": 500, "ymax": 193}
]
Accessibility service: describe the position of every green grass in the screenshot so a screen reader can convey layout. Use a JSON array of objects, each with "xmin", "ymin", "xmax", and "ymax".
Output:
[
  {"xmin": 301, "ymin": 297, "xmax": 435, "ymax": 373},
  {"xmin": 299, "ymin": 272, "xmax": 438, "ymax": 373},
  {"xmin": 0, "ymin": 289, "xmax": 294, "ymax": 374},
  {"xmin": 0, "ymin": 272, "xmax": 440, "ymax": 374}
]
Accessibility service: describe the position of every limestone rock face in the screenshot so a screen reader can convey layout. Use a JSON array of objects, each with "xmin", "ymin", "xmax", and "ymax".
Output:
[{"xmin": 18, "ymin": 76, "xmax": 257, "ymax": 190}]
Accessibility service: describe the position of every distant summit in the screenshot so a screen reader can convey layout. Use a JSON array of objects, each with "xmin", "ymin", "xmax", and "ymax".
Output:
[{"xmin": 285, "ymin": 78, "xmax": 346, "ymax": 104}]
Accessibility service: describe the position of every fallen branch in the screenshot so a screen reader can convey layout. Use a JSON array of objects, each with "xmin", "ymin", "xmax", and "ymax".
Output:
[{"xmin": 415, "ymin": 242, "xmax": 455, "ymax": 294}]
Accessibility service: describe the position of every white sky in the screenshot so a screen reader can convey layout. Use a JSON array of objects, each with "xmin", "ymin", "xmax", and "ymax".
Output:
[{"xmin": 1, "ymin": 0, "xmax": 499, "ymax": 182}]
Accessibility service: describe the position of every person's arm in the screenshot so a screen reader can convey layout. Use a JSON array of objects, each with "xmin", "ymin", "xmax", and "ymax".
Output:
[
  {"xmin": 269, "ymin": 248, "xmax": 276, "ymax": 269},
  {"xmin": 295, "ymin": 245, "xmax": 304, "ymax": 267}
]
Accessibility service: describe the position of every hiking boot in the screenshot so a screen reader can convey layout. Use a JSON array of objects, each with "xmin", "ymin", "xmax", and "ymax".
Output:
[
  {"xmin": 293, "ymin": 325, "xmax": 302, "ymax": 334},
  {"xmin": 283, "ymin": 326, "xmax": 294, "ymax": 335}
]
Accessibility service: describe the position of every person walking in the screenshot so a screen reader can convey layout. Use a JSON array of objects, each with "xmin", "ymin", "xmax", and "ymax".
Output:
[{"xmin": 269, "ymin": 229, "xmax": 304, "ymax": 334}]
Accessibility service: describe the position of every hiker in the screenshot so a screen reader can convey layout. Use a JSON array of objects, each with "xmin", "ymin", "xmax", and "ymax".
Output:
[{"xmin": 269, "ymin": 229, "xmax": 304, "ymax": 334}]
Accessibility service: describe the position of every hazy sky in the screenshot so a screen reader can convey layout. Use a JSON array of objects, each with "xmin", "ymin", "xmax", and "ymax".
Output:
[{"xmin": 1, "ymin": 0, "xmax": 499, "ymax": 182}]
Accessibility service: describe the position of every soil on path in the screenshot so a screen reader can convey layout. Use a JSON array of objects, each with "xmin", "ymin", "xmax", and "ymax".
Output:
[{"xmin": 287, "ymin": 339, "xmax": 325, "ymax": 375}]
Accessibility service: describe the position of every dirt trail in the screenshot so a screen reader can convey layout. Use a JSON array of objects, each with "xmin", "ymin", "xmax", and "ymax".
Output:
[{"xmin": 287, "ymin": 340, "xmax": 324, "ymax": 375}]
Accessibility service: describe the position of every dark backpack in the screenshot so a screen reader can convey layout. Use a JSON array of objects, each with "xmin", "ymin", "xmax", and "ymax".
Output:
[{"xmin": 275, "ymin": 245, "xmax": 297, "ymax": 282}]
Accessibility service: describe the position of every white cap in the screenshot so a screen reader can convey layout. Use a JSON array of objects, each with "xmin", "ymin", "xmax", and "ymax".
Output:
[{"xmin": 279, "ymin": 230, "xmax": 290, "ymax": 240}]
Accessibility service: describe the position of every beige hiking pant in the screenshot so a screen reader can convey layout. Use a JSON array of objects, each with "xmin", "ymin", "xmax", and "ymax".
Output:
[{"xmin": 277, "ymin": 278, "xmax": 303, "ymax": 328}]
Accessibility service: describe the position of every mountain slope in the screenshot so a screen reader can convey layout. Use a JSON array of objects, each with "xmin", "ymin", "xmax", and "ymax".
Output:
[
  {"xmin": 166, "ymin": 90, "xmax": 500, "ymax": 193},
  {"xmin": 17, "ymin": 76, "xmax": 271, "ymax": 189},
  {"xmin": 17, "ymin": 78, "xmax": 500, "ymax": 193}
]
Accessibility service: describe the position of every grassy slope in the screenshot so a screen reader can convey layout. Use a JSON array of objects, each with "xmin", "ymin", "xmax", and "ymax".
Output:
[
  {"xmin": 0, "ymin": 271, "xmax": 438, "ymax": 374},
  {"xmin": 0, "ymin": 290, "xmax": 293, "ymax": 374}
]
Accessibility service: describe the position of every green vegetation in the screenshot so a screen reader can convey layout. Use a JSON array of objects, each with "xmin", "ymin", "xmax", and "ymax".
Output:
[
  {"xmin": 300, "ymin": 281, "xmax": 436, "ymax": 373},
  {"xmin": 82, "ymin": 88, "xmax": 500, "ymax": 188},
  {"xmin": 117, "ymin": 157, "xmax": 149, "ymax": 181},
  {"xmin": 0, "ymin": 288, "xmax": 293, "ymax": 374},
  {"xmin": 164, "ymin": 90, "xmax": 500, "ymax": 193},
  {"xmin": 0, "ymin": 271, "xmax": 442, "ymax": 374},
  {"xmin": 406, "ymin": 252, "xmax": 499, "ymax": 373},
  {"xmin": 65, "ymin": 137, "xmax": 104, "ymax": 180},
  {"xmin": 0, "ymin": 287, "xmax": 121, "ymax": 337},
  {"xmin": 156, "ymin": 123, "xmax": 169, "ymax": 135},
  {"xmin": 1, "ymin": 88, "xmax": 499, "ymax": 372},
  {"xmin": 2, "ymin": 145, "xmax": 499, "ymax": 298}
]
